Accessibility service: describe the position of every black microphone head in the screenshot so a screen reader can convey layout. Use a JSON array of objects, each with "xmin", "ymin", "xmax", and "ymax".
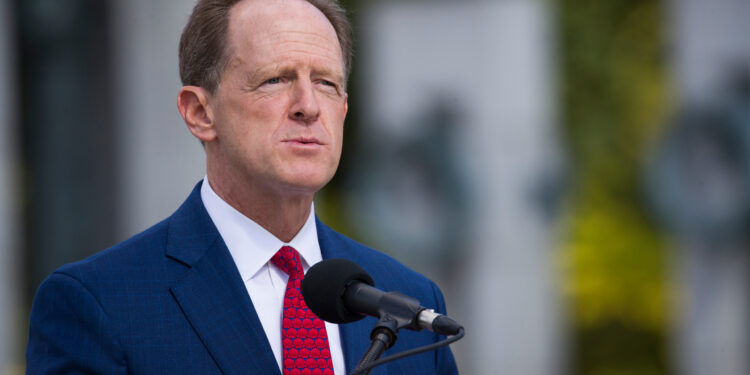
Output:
[{"xmin": 302, "ymin": 258, "xmax": 375, "ymax": 324}]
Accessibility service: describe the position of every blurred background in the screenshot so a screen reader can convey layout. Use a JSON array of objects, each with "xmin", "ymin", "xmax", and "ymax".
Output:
[{"xmin": 2, "ymin": 0, "xmax": 750, "ymax": 374}]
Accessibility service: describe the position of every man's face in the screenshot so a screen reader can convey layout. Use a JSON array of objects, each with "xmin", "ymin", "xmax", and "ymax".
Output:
[{"xmin": 207, "ymin": 0, "xmax": 347, "ymax": 196}]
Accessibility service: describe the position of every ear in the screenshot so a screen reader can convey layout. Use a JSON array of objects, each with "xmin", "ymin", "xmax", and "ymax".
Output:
[
  {"xmin": 177, "ymin": 86, "xmax": 216, "ymax": 142},
  {"xmin": 343, "ymin": 93, "xmax": 349, "ymax": 118}
]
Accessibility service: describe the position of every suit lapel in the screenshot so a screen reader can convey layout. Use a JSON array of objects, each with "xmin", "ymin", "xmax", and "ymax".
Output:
[
  {"xmin": 317, "ymin": 219, "xmax": 387, "ymax": 375},
  {"xmin": 166, "ymin": 183, "xmax": 280, "ymax": 375}
]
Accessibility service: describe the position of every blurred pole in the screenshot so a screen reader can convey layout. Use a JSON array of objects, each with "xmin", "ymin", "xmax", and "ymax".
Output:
[
  {"xmin": 110, "ymin": 0, "xmax": 204, "ymax": 238},
  {"xmin": 667, "ymin": 1, "xmax": 750, "ymax": 374},
  {"xmin": 0, "ymin": 0, "xmax": 20, "ymax": 372},
  {"xmin": 356, "ymin": 1, "xmax": 565, "ymax": 374}
]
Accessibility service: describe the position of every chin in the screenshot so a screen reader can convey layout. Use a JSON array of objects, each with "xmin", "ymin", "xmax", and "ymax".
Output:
[
  {"xmin": 277, "ymin": 172, "xmax": 334, "ymax": 194},
  {"xmin": 279, "ymin": 161, "xmax": 337, "ymax": 189}
]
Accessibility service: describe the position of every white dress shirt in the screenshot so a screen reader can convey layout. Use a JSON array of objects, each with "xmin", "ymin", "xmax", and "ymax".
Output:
[{"xmin": 201, "ymin": 177, "xmax": 346, "ymax": 374}]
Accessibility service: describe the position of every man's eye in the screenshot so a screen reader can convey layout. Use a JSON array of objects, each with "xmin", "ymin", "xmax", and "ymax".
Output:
[
  {"xmin": 265, "ymin": 77, "xmax": 281, "ymax": 85},
  {"xmin": 319, "ymin": 80, "xmax": 340, "ymax": 92}
]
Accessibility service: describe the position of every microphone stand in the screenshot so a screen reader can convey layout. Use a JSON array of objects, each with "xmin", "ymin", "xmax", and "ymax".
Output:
[
  {"xmin": 348, "ymin": 290, "xmax": 428, "ymax": 374},
  {"xmin": 352, "ymin": 317, "xmax": 399, "ymax": 375}
]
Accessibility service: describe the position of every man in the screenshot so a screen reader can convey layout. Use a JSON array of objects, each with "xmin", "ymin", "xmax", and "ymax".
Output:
[{"xmin": 26, "ymin": 0, "xmax": 458, "ymax": 374}]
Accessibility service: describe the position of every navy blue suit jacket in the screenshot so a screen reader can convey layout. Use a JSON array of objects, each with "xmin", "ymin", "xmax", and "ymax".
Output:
[{"xmin": 27, "ymin": 182, "xmax": 458, "ymax": 374}]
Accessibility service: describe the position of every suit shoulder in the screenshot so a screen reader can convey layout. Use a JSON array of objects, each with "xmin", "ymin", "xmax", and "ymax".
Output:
[
  {"xmin": 318, "ymin": 222, "xmax": 440, "ymax": 300},
  {"xmin": 343, "ymin": 233, "xmax": 433, "ymax": 281}
]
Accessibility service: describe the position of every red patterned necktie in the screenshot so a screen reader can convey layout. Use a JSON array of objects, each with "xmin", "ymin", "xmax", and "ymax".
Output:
[{"xmin": 271, "ymin": 246, "xmax": 335, "ymax": 375}]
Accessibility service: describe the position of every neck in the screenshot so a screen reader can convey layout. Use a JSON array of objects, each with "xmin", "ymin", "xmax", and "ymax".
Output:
[{"xmin": 206, "ymin": 171, "xmax": 314, "ymax": 243}]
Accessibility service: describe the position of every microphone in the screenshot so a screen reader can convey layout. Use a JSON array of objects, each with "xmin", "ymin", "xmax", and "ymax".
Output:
[{"xmin": 301, "ymin": 258, "xmax": 462, "ymax": 335}]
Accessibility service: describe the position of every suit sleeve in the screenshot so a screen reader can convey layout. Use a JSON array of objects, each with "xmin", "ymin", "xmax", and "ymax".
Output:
[
  {"xmin": 26, "ymin": 272, "xmax": 127, "ymax": 375},
  {"xmin": 430, "ymin": 281, "xmax": 460, "ymax": 375}
]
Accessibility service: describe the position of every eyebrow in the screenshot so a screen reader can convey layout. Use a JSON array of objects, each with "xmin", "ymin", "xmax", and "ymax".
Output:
[{"xmin": 246, "ymin": 62, "xmax": 344, "ymax": 86}]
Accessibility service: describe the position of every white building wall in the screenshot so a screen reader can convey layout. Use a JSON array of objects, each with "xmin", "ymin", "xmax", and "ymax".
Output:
[
  {"xmin": 359, "ymin": 2, "xmax": 564, "ymax": 373},
  {"xmin": 667, "ymin": 1, "xmax": 750, "ymax": 374},
  {"xmin": 669, "ymin": 0, "xmax": 750, "ymax": 103}
]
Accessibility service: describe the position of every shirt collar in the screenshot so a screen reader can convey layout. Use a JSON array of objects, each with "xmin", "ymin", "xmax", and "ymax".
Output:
[{"xmin": 200, "ymin": 176, "xmax": 322, "ymax": 282}]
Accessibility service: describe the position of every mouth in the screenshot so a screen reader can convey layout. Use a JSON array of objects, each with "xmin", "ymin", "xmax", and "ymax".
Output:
[{"xmin": 284, "ymin": 137, "xmax": 325, "ymax": 146}]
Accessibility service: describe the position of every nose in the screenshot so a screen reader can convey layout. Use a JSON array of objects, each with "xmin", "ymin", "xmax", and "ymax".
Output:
[{"xmin": 289, "ymin": 79, "xmax": 320, "ymax": 123}]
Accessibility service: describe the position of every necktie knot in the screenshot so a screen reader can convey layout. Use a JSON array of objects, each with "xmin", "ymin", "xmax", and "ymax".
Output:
[{"xmin": 271, "ymin": 246, "xmax": 304, "ymax": 278}]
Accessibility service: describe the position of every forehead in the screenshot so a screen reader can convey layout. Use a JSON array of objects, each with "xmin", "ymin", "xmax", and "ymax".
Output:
[{"xmin": 226, "ymin": 0, "xmax": 343, "ymax": 68}]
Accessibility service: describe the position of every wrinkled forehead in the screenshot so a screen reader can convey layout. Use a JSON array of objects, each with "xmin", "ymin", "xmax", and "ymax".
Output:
[{"xmin": 226, "ymin": 0, "xmax": 343, "ymax": 65}]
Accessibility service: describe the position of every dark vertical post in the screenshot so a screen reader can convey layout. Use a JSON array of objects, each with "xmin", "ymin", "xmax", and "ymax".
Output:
[{"xmin": 17, "ymin": 0, "xmax": 117, "ymax": 300}]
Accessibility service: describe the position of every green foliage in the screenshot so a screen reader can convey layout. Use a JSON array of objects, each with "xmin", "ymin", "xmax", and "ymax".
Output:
[
  {"xmin": 557, "ymin": 0, "xmax": 672, "ymax": 373},
  {"xmin": 560, "ymin": 199, "xmax": 668, "ymax": 330}
]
